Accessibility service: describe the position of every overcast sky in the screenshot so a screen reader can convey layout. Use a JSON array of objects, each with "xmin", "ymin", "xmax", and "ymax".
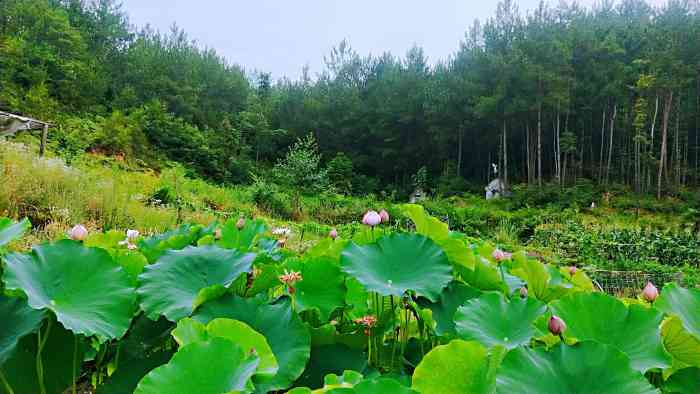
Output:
[{"xmin": 119, "ymin": 0, "xmax": 668, "ymax": 80}]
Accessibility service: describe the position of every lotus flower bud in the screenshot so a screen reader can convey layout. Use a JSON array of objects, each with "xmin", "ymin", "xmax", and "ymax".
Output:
[
  {"xmin": 492, "ymin": 249, "xmax": 512, "ymax": 262},
  {"xmin": 569, "ymin": 266, "xmax": 577, "ymax": 276},
  {"xmin": 379, "ymin": 209, "xmax": 390, "ymax": 223},
  {"xmin": 236, "ymin": 216, "xmax": 245, "ymax": 230},
  {"xmin": 519, "ymin": 287, "xmax": 528, "ymax": 299},
  {"xmin": 642, "ymin": 282, "xmax": 659, "ymax": 303},
  {"xmin": 362, "ymin": 210, "xmax": 381, "ymax": 227},
  {"xmin": 214, "ymin": 228, "xmax": 222, "ymax": 240},
  {"xmin": 548, "ymin": 315, "xmax": 567, "ymax": 336},
  {"xmin": 126, "ymin": 229, "xmax": 140, "ymax": 242},
  {"xmin": 329, "ymin": 228, "xmax": 338, "ymax": 240},
  {"xmin": 69, "ymin": 225, "xmax": 88, "ymax": 241}
]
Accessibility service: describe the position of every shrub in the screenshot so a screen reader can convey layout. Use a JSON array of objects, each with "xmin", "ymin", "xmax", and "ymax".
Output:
[{"xmin": 273, "ymin": 133, "xmax": 330, "ymax": 194}]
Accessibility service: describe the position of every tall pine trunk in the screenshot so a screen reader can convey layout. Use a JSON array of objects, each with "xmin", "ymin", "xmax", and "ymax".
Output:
[
  {"xmin": 457, "ymin": 127, "xmax": 463, "ymax": 177},
  {"xmin": 605, "ymin": 103, "xmax": 617, "ymax": 185},
  {"xmin": 599, "ymin": 107, "xmax": 607, "ymax": 183},
  {"xmin": 658, "ymin": 91, "xmax": 674, "ymax": 199},
  {"xmin": 537, "ymin": 102, "xmax": 542, "ymax": 188},
  {"xmin": 503, "ymin": 120, "xmax": 508, "ymax": 189}
]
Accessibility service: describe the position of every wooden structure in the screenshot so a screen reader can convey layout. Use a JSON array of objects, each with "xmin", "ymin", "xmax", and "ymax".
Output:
[{"xmin": 0, "ymin": 110, "xmax": 52, "ymax": 156}]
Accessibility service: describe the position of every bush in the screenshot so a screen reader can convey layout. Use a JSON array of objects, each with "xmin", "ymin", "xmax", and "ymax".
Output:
[
  {"xmin": 273, "ymin": 133, "xmax": 330, "ymax": 194},
  {"xmin": 327, "ymin": 152, "xmax": 354, "ymax": 194},
  {"xmin": 250, "ymin": 176, "xmax": 292, "ymax": 219}
]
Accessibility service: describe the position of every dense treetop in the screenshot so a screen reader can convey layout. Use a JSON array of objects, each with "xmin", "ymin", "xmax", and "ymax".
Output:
[{"xmin": 1, "ymin": 0, "xmax": 699, "ymax": 197}]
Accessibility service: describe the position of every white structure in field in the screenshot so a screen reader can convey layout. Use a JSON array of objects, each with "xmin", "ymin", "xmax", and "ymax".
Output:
[{"xmin": 485, "ymin": 178, "xmax": 506, "ymax": 200}]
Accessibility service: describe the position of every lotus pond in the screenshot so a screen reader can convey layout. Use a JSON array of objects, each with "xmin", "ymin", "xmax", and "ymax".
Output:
[{"xmin": 0, "ymin": 206, "xmax": 698, "ymax": 393}]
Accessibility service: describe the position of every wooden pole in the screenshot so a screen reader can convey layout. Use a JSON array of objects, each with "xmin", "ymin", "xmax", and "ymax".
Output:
[{"xmin": 40, "ymin": 124, "xmax": 48, "ymax": 156}]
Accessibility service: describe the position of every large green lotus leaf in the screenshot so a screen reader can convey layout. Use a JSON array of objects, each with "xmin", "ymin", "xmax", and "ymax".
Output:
[
  {"xmin": 340, "ymin": 234, "xmax": 452, "ymax": 302},
  {"xmin": 3, "ymin": 240, "xmax": 136, "ymax": 341},
  {"xmin": 96, "ymin": 315, "xmax": 175, "ymax": 394},
  {"xmin": 96, "ymin": 351, "xmax": 173, "ymax": 394},
  {"xmin": 286, "ymin": 257, "xmax": 346, "ymax": 321},
  {"xmin": 403, "ymin": 204, "xmax": 474, "ymax": 269},
  {"xmin": 506, "ymin": 255, "xmax": 574, "ymax": 302},
  {"xmin": 496, "ymin": 342, "xmax": 659, "ymax": 394},
  {"xmin": 664, "ymin": 367, "xmax": 700, "ymax": 394},
  {"xmin": 113, "ymin": 250, "xmax": 148, "ymax": 286},
  {"xmin": 345, "ymin": 277, "xmax": 369, "ymax": 320},
  {"xmin": 134, "ymin": 337, "xmax": 259, "ymax": 394},
  {"xmin": 551, "ymin": 292, "xmax": 670, "ymax": 372},
  {"xmin": 417, "ymin": 281, "xmax": 481, "ymax": 336},
  {"xmin": 1, "ymin": 322, "xmax": 85, "ymax": 394},
  {"xmin": 138, "ymin": 224, "xmax": 202, "ymax": 263},
  {"xmin": 455, "ymin": 291, "xmax": 545, "ymax": 349},
  {"xmin": 217, "ymin": 218, "xmax": 267, "ymax": 251},
  {"xmin": 0, "ymin": 218, "xmax": 30, "ymax": 248},
  {"xmin": 412, "ymin": 340, "xmax": 504, "ymax": 394},
  {"xmin": 351, "ymin": 378, "xmax": 418, "ymax": 394},
  {"xmin": 305, "ymin": 238, "xmax": 348, "ymax": 262},
  {"xmin": 247, "ymin": 263, "xmax": 282, "ymax": 296},
  {"xmin": 291, "ymin": 373, "xmax": 416, "ymax": 394},
  {"xmin": 172, "ymin": 318, "xmax": 278, "ymax": 378},
  {"xmin": 137, "ymin": 245, "xmax": 255, "ymax": 321},
  {"xmin": 0, "ymin": 295, "xmax": 45, "ymax": 365},
  {"xmin": 456, "ymin": 255, "xmax": 506, "ymax": 293},
  {"xmin": 84, "ymin": 230, "xmax": 128, "ymax": 249},
  {"xmin": 293, "ymin": 344, "xmax": 368, "ymax": 389},
  {"xmin": 403, "ymin": 204, "xmax": 449, "ymax": 240},
  {"xmin": 656, "ymin": 283, "xmax": 700, "ymax": 339},
  {"xmin": 192, "ymin": 295, "xmax": 311, "ymax": 393},
  {"xmin": 661, "ymin": 316, "xmax": 700, "ymax": 370}
]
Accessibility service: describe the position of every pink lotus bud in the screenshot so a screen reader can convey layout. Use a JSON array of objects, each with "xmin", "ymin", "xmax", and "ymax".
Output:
[
  {"xmin": 519, "ymin": 287, "xmax": 528, "ymax": 299},
  {"xmin": 548, "ymin": 315, "xmax": 567, "ymax": 336},
  {"xmin": 214, "ymin": 228, "xmax": 222, "ymax": 240},
  {"xmin": 492, "ymin": 249, "xmax": 512, "ymax": 262},
  {"xmin": 329, "ymin": 228, "xmax": 338, "ymax": 240},
  {"xmin": 642, "ymin": 282, "xmax": 659, "ymax": 302},
  {"xmin": 362, "ymin": 210, "xmax": 381, "ymax": 227},
  {"xmin": 569, "ymin": 266, "xmax": 577, "ymax": 276},
  {"xmin": 126, "ymin": 229, "xmax": 140, "ymax": 242},
  {"xmin": 236, "ymin": 216, "xmax": 245, "ymax": 230},
  {"xmin": 69, "ymin": 225, "xmax": 88, "ymax": 241},
  {"xmin": 379, "ymin": 209, "xmax": 390, "ymax": 223}
]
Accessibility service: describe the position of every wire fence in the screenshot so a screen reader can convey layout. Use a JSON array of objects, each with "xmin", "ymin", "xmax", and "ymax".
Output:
[{"xmin": 588, "ymin": 269, "xmax": 684, "ymax": 297}]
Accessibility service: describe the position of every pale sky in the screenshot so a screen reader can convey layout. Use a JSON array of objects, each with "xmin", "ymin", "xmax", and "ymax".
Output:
[{"xmin": 118, "ymin": 0, "xmax": 668, "ymax": 80}]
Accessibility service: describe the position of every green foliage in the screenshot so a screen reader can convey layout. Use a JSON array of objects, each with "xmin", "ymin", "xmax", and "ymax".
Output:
[
  {"xmin": 273, "ymin": 133, "xmax": 330, "ymax": 194},
  {"xmin": 0, "ymin": 205, "xmax": 698, "ymax": 393}
]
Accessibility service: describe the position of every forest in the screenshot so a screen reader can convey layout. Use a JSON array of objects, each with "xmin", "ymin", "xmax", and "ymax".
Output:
[
  {"xmin": 2, "ymin": 0, "xmax": 700, "ymax": 197},
  {"xmin": 2, "ymin": 1, "xmax": 700, "ymax": 393}
]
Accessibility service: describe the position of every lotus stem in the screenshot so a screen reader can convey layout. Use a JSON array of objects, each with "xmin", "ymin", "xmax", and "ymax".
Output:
[
  {"xmin": 36, "ymin": 318, "xmax": 52, "ymax": 394},
  {"xmin": 0, "ymin": 369, "xmax": 15, "ymax": 394},
  {"xmin": 72, "ymin": 335, "xmax": 78, "ymax": 394}
]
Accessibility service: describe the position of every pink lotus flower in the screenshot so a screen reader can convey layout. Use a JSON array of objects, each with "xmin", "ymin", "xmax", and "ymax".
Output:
[
  {"xmin": 569, "ymin": 266, "xmax": 577, "ymax": 276},
  {"xmin": 379, "ymin": 209, "xmax": 390, "ymax": 223},
  {"xmin": 69, "ymin": 225, "xmax": 88, "ymax": 241},
  {"xmin": 354, "ymin": 315, "xmax": 378, "ymax": 335},
  {"xmin": 519, "ymin": 287, "xmax": 528, "ymax": 299},
  {"xmin": 126, "ymin": 229, "xmax": 140, "ymax": 242},
  {"xmin": 236, "ymin": 216, "xmax": 246, "ymax": 230},
  {"xmin": 279, "ymin": 269, "xmax": 302, "ymax": 294},
  {"xmin": 362, "ymin": 210, "xmax": 381, "ymax": 226},
  {"xmin": 329, "ymin": 228, "xmax": 338, "ymax": 240},
  {"xmin": 548, "ymin": 315, "xmax": 567, "ymax": 336},
  {"xmin": 492, "ymin": 249, "xmax": 512, "ymax": 262},
  {"xmin": 642, "ymin": 282, "xmax": 659, "ymax": 302}
]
